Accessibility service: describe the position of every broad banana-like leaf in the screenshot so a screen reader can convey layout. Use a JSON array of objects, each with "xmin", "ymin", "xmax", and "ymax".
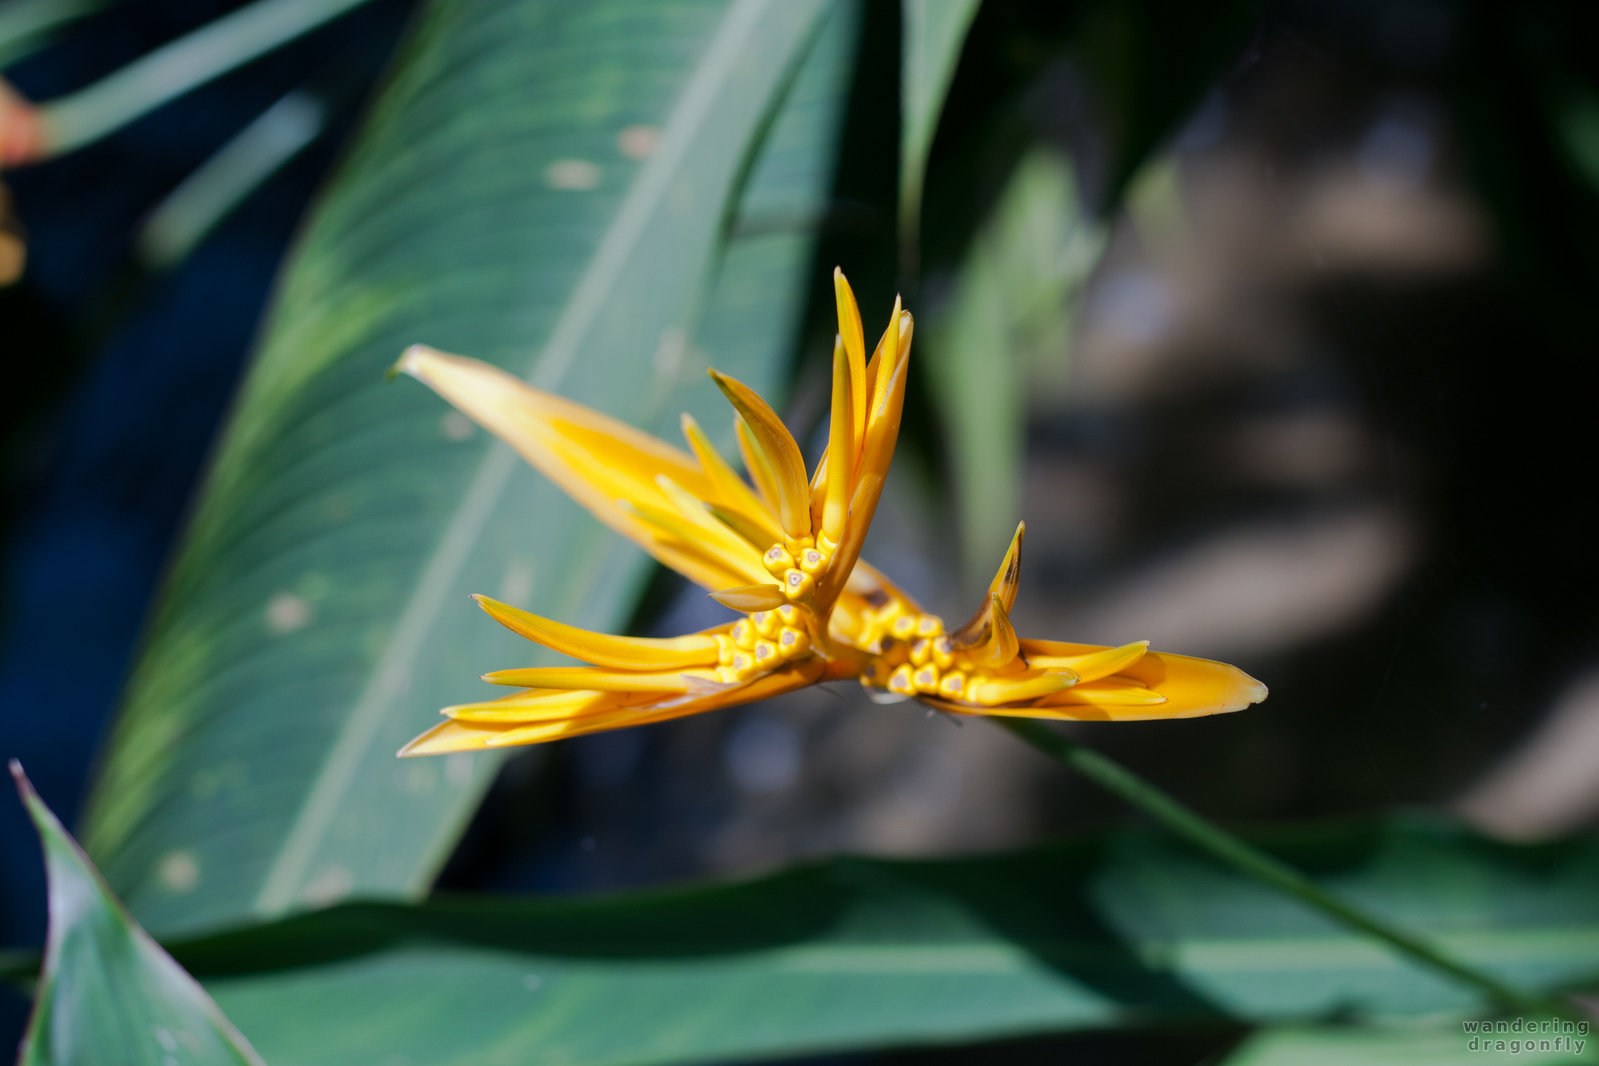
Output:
[
  {"xmin": 81, "ymin": 0, "xmax": 854, "ymax": 936},
  {"xmin": 150, "ymin": 820, "xmax": 1599, "ymax": 1064}
]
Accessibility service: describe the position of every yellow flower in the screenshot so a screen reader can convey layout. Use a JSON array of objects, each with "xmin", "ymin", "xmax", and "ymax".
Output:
[{"xmin": 397, "ymin": 269, "xmax": 1264, "ymax": 756}]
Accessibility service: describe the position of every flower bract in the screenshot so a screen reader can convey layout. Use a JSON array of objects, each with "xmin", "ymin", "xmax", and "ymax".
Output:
[{"xmin": 396, "ymin": 269, "xmax": 1265, "ymax": 756}]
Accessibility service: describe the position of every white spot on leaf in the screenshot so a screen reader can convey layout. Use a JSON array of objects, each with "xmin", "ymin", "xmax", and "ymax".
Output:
[
  {"xmin": 440, "ymin": 410, "xmax": 474, "ymax": 441},
  {"xmin": 617, "ymin": 125, "xmax": 660, "ymax": 160},
  {"xmin": 545, "ymin": 159, "xmax": 601, "ymax": 190},
  {"xmin": 302, "ymin": 864, "xmax": 354, "ymax": 907},
  {"xmin": 265, "ymin": 592, "xmax": 312, "ymax": 634},
  {"xmin": 157, "ymin": 851, "xmax": 199, "ymax": 894}
]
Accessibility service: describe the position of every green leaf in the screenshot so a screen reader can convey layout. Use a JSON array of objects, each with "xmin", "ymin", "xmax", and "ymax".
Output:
[
  {"xmin": 11, "ymin": 762, "xmax": 265, "ymax": 1066},
  {"xmin": 1221, "ymin": 1022, "xmax": 1598, "ymax": 1066},
  {"xmin": 145, "ymin": 820, "xmax": 1599, "ymax": 1065},
  {"xmin": 921, "ymin": 147, "xmax": 1104, "ymax": 589},
  {"xmin": 0, "ymin": 0, "xmax": 102, "ymax": 68},
  {"xmin": 80, "ymin": 0, "xmax": 853, "ymax": 937},
  {"xmin": 899, "ymin": 0, "xmax": 982, "ymax": 259},
  {"xmin": 1072, "ymin": 0, "xmax": 1260, "ymax": 210}
]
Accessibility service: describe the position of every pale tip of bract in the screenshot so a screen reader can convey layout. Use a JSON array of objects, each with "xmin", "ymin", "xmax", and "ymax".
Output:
[
  {"xmin": 1048, "ymin": 668, "xmax": 1080, "ymax": 689},
  {"xmin": 397, "ymin": 728, "xmax": 452, "ymax": 758},
  {"xmin": 389, "ymin": 343, "xmax": 439, "ymax": 382}
]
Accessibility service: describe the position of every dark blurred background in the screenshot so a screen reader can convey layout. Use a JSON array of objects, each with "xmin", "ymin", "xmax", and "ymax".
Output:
[{"xmin": 5, "ymin": 0, "xmax": 1599, "ymax": 1060}]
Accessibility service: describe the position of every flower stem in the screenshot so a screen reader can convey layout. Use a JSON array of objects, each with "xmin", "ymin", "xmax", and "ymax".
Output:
[
  {"xmin": 35, "ymin": 0, "xmax": 368, "ymax": 159},
  {"xmin": 998, "ymin": 718, "xmax": 1556, "ymax": 1013}
]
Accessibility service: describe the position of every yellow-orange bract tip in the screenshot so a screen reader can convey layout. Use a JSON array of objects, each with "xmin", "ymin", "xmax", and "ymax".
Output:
[{"xmin": 391, "ymin": 343, "xmax": 437, "ymax": 380}]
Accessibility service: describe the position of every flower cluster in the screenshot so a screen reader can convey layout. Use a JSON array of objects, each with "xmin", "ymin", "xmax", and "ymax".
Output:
[{"xmin": 397, "ymin": 269, "xmax": 1265, "ymax": 756}]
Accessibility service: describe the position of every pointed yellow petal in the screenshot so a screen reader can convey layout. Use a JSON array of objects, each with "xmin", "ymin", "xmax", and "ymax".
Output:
[
  {"xmin": 651, "ymin": 476, "xmax": 770, "ymax": 580},
  {"xmin": 1027, "ymin": 640, "xmax": 1150, "ymax": 684},
  {"xmin": 488, "ymin": 659, "xmax": 824, "ymax": 747},
  {"xmin": 680, "ymin": 413, "xmax": 780, "ymax": 543},
  {"xmin": 474, "ymin": 595, "xmax": 719, "ymax": 668},
  {"xmin": 639, "ymin": 537, "xmax": 753, "ymax": 594},
  {"xmin": 857, "ymin": 314, "xmax": 911, "ymax": 487},
  {"xmin": 736, "ymin": 417, "xmax": 784, "ymax": 523},
  {"xmin": 866, "ymin": 297, "xmax": 902, "ymax": 440},
  {"xmin": 404, "ymin": 689, "xmax": 659, "ymax": 751},
  {"xmin": 977, "ymin": 595, "xmax": 1020, "ymax": 668},
  {"xmin": 813, "ymin": 310, "xmax": 913, "ymax": 613},
  {"xmin": 710, "ymin": 369, "xmax": 810, "ymax": 539},
  {"xmin": 399, "ymin": 719, "xmax": 520, "ymax": 756},
  {"xmin": 989, "ymin": 522, "xmax": 1024, "ymax": 614},
  {"xmin": 397, "ymin": 346, "xmax": 722, "ymax": 585},
  {"xmin": 443, "ymin": 689, "xmax": 614, "ymax": 721},
  {"xmin": 1105, "ymin": 648, "xmax": 1266, "ymax": 715},
  {"xmin": 833, "ymin": 267, "xmax": 868, "ymax": 439},
  {"xmin": 947, "ymin": 524, "xmax": 1025, "ymax": 654},
  {"xmin": 404, "ymin": 659, "xmax": 825, "ymax": 753},
  {"xmin": 822, "ymin": 334, "xmax": 858, "ymax": 544},
  {"xmin": 1016, "ymin": 640, "xmax": 1268, "ymax": 720},
  {"xmin": 965, "ymin": 669, "xmax": 1079, "ymax": 705},
  {"xmin": 620, "ymin": 495, "xmax": 769, "ymax": 587},
  {"xmin": 1044, "ymin": 678, "xmax": 1163, "ymax": 705},
  {"xmin": 949, "ymin": 593, "xmax": 1020, "ymax": 670},
  {"xmin": 707, "ymin": 503, "xmax": 777, "ymax": 550},
  {"xmin": 808, "ymin": 450, "xmax": 829, "ymax": 534},
  {"xmin": 708, "ymin": 584, "xmax": 788, "ymax": 612},
  {"xmin": 480, "ymin": 666, "xmax": 709, "ymax": 693}
]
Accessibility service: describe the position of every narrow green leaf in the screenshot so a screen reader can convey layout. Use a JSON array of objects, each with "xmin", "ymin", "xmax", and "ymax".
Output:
[
  {"xmin": 37, "ymin": 0, "xmax": 370, "ymax": 157},
  {"xmin": 81, "ymin": 0, "xmax": 852, "ymax": 937},
  {"xmin": 899, "ymin": 0, "xmax": 982, "ymax": 266},
  {"xmin": 1072, "ymin": 0, "xmax": 1260, "ymax": 211},
  {"xmin": 147, "ymin": 820, "xmax": 1599, "ymax": 1065},
  {"xmin": 136, "ymin": 89, "xmax": 327, "ymax": 271},
  {"xmin": 0, "ymin": 0, "xmax": 103, "ymax": 68},
  {"xmin": 11, "ymin": 762, "xmax": 265, "ymax": 1066},
  {"xmin": 921, "ymin": 147, "xmax": 1104, "ymax": 591}
]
